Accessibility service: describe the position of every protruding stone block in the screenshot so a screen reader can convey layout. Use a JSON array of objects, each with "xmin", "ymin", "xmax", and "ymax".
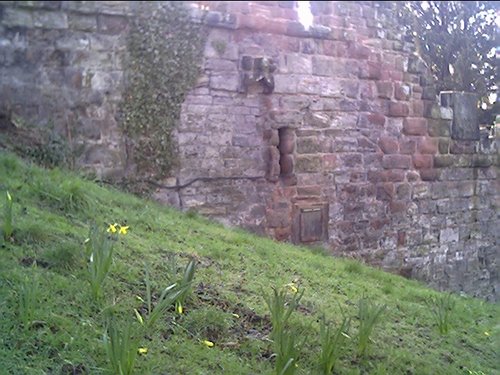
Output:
[{"xmin": 440, "ymin": 91, "xmax": 479, "ymax": 140}]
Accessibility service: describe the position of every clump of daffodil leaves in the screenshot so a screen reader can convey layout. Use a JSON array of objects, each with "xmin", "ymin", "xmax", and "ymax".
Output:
[{"xmin": 85, "ymin": 223, "xmax": 130, "ymax": 302}]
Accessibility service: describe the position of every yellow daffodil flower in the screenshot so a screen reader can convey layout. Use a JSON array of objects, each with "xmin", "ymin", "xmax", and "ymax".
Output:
[
  {"xmin": 107, "ymin": 223, "xmax": 118, "ymax": 233},
  {"xmin": 176, "ymin": 302, "xmax": 183, "ymax": 314},
  {"xmin": 484, "ymin": 331, "xmax": 490, "ymax": 336},
  {"xmin": 138, "ymin": 347, "xmax": 148, "ymax": 355},
  {"xmin": 6, "ymin": 191, "xmax": 12, "ymax": 201},
  {"xmin": 285, "ymin": 283, "xmax": 298, "ymax": 294},
  {"xmin": 119, "ymin": 225, "xmax": 129, "ymax": 235},
  {"xmin": 202, "ymin": 340, "xmax": 214, "ymax": 348},
  {"xmin": 232, "ymin": 313, "xmax": 240, "ymax": 319}
]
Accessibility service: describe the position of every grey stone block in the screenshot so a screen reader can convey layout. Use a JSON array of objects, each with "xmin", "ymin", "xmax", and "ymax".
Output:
[{"xmin": 440, "ymin": 91, "xmax": 480, "ymax": 140}]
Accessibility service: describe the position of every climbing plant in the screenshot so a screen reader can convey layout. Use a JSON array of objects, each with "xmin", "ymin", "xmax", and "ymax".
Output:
[{"xmin": 119, "ymin": 1, "xmax": 205, "ymax": 183}]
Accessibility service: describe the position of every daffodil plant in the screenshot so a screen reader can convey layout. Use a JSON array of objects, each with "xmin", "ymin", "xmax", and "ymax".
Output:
[
  {"xmin": 174, "ymin": 259, "xmax": 196, "ymax": 315},
  {"xmin": 274, "ymin": 327, "xmax": 306, "ymax": 375},
  {"xmin": 427, "ymin": 293, "xmax": 455, "ymax": 335},
  {"xmin": 263, "ymin": 285, "xmax": 306, "ymax": 375},
  {"xmin": 357, "ymin": 296, "xmax": 386, "ymax": 358},
  {"xmin": 134, "ymin": 262, "xmax": 188, "ymax": 330},
  {"xmin": 104, "ymin": 319, "xmax": 138, "ymax": 375},
  {"xmin": 318, "ymin": 313, "xmax": 351, "ymax": 374},
  {"xmin": 85, "ymin": 224, "xmax": 114, "ymax": 301},
  {"xmin": 18, "ymin": 274, "xmax": 39, "ymax": 329},
  {"xmin": 2, "ymin": 190, "xmax": 13, "ymax": 241},
  {"xmin": 263, "ymin": 285, "xmax": 304, "ymax": 342}
]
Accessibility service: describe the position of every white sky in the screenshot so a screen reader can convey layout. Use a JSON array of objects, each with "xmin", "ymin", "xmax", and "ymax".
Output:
[{"xmin": 297, "ymin": 1, "xmax": 313, "ymax": 30}]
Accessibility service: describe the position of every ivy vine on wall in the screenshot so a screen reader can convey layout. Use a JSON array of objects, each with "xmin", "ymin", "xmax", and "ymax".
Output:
[{"xmin": 120, "ymin": 1, "xmax": 205, "ymax": 184}]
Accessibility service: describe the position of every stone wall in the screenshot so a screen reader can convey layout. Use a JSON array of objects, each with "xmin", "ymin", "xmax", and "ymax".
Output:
[
  {"xmin": 0, "ymin": 1, "xmax": 497, "ymax": 301},
  {"xmin": 0, "ymin": 1, "xmax": 131, "ymax": 177}
]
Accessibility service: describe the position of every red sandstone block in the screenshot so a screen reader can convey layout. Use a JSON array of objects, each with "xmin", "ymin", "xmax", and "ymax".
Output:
[
  {"xmin": 413, "ymin": 154, "xmax": 433, "ymax": 169},
  {"xmin": 228, "ymin": 2, "xmax": 250, "ymax": 13},
  {"xmin": 297, "ymin": 185, "xmax": 322, "ymax": 196},
  {"xmin": 363, "ymin": 152, "xmax": 383, "ymax": 167},
  {"xmin": 371, "ymin": 218, "xmax": 390, "ymax": 230},
  {"xmin": 360, "ymin": 82, "xmax": 375, "ymax": 100},
  {"xmin": 330, "ymin": 27, "xmax": 347, "ymax": 41},
  {"xmin": 403, "ymin": 118, "xmax": 427, "ymax": 135},
  {"xmin": 337, "ymin": 221, "xmax": 354, "ymax": 233},
  {"xmin": 339, "ymin": 153, "xmax": 363, "ymax": 168},
  {"xmin": 359, "ymin": 61, "xmax": 382, "ymax": 80},
  {"xmin": 397, "ymin": 230, "xmax": 406, "ymax": 246},
  {"xmin": 419, "ymin": 169, "xmax": 440, "ymax": 181},
  {"xmin": 369, "ymin": 52, "xmax": 382, "ymax": 63},
  {"xmin": 279, "ymin": 131, "xmax": 295, "ymax": 154},
  {"xmin": 378, "ymin": 136, "xmax": 399, "ymax": 154},
  {"xmin": 394, "ymin": 83, "xmax": 411, "ymax": 101},
  {"xmin": 282, "ymin": 175, "xmax": 298, "ymax": 186},
  {"xmin": 282, "ymin": 186, "xmax": 297, "ymax": 199},
  {"xmin": 413, "ymin": 85, "xmax": 423, "ymax": 93},
  {"xmin": 367, "ymin": 113, "xmax": 386, "ymax": 126},
  {"xmin": 281, "ymin": 8, "xmax": 297, "ymax": 20},
  {"xmin": 406, "ymin": 171, "xmax": 420, "ymax": 182},
  {"xmin": 387, "ymin": 170, "xmax": 405, "ymax": 182},
  {"xmin": 450, "ymin": 140, "xmax": 476, "ymax": 154},
  {"xmin": 390, "ymin": 201, "xmax": 407, "ymax": 214},
  {"xmin": 418, "ymin": 137, "xmax": 439, "ymax": 154},
  {"xmin": 388, "ymin": 102, "xmax": 410, "ymax": 117},
  {"xmin": 389, "ymin": 70, "xmax": 404, "ymax": 81},
  {"xmin": 97, "ymin": 14, "xmax": 128, "ymax": 35},
  {"xmin": 400, "ymin": 139, "xmax": 416, "ymax": 154},
  {"xmin": 347, "ymin": 44, "xmax": 370, "ymax": 59},
  {"xmin": 270, "ymin": 6, "xmax": 284, "ymax": 18},
  {"xmin": 274, "ymin": 35, "xmax": 300, "ymax": 52},
  {"xmin": 367, "ymin": 170, "xmax": 405, "ymax": 182},
  {"xmin": 411, "ymin": 101, "xmax": 424, "ymax": 117},
  {"xmin": 367, "ymin": 171, "xmax": 384, "ymax": 183},
  {"xmin": 382, "ymin": 154, "xmax": 411, "ymax": 169},
  {"xmin": 266, "ymin": 210, "xmax": 289, "ymax": 228},
  {"xmin": 412, "ymin": 92, "xmax": 422, "ymax": 100},
  {"xmin": 280, "ymin": 154, "xmax": 294, "ymax": 175},
  {"xmin": 257, "ymin": 1, "xmax": 278, "ymax": 6},
  {"xmin": 396, "ymin": 183, "xmax": 411, "ymax": 200},
  {"xmin": 358, "ymin": 137, "xmax": 378, "ymax": 151},
  {"xmin": 376, "ymin": 81, "xmax": 393, "ymax": 99},
  {"xmin": 264, "ymin": 19, "xmax": 288, "ymax": 34},
  {"xmin": 382, "ymin": 54, "xmax": 396, "ymax": 68},
  {"xmin": 274, "ymin": 227, "xmax": 291, "ymax": 241},
  {"xmin": 379, "ymin": 70, "xmax": 390, "ymax": 81},
  {"xmin": 322, "ymin": 154, "xmax": 336, "ymax": 169},
  {"xmin": 322, "ymin": 40, "xmax": 337, "ymax": 56},
  {"xmin": 395, "ymin": 56, "xmax": 407, "ymax": 71},
  {"xmin": 250, "ymin": 3, "xmax": 274, "ymax": 15},
  {"xmin": 376, "ymin": 183, "xmax": 395, "ymax": 201},
  {"xmin": 422, "ymin": 100, "xmax": 435, "ymax": 117}
]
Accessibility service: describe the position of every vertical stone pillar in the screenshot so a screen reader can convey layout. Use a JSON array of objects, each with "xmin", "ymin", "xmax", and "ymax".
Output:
[{"xmin": 440, "ymin": 91, "xmax": 480, "ymax": 141}]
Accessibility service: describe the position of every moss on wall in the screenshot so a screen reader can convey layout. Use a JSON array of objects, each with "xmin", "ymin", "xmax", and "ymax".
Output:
[{"xmin": 120, "ymin": 1, "xmax": 205, "ymax": 183}]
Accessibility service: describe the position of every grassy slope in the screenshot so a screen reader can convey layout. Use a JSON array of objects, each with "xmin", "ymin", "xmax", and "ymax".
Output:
[{"xmin": 0, "ymin": 151, "xmax": 498, "ymax": 375}]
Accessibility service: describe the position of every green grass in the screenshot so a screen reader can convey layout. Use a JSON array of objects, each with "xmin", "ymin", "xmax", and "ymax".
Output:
[{"xmin": 0, "ymin": 151, "xmax": 498, "ymax": 374}]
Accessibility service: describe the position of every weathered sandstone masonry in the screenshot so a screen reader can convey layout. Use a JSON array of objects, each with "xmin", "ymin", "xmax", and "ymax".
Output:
[{"xmin": 0, "ymin": 1, "xmax": 498, "ymax": 301}]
